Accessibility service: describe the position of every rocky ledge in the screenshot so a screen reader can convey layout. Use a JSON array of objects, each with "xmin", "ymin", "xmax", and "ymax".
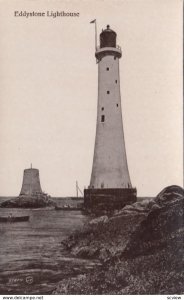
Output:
[
  {"xmin": 54, "ymin": 185, "xmax": 184, "ymax": 294},
  {"xmin": 0, "ymin": 195, "xmax": 55, "ymax": 208}
]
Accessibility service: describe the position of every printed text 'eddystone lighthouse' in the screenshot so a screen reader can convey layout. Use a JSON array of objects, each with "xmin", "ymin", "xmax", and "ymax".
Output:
[{"xmin": 84, "ymin": 25, "xmax": 137, "ymax": 210}]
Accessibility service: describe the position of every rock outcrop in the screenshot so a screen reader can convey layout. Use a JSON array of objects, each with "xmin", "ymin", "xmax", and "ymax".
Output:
[
  {"xmin": 0, "ymin": 195, "xmax": 55, "ymax": 208},
  {"xmin": 55, "ymin": 185, "xmax": 184, "ymax": 294},
  {"xmin": 123, "ymin": 185, "xmax": 184, "ymax": 257}
]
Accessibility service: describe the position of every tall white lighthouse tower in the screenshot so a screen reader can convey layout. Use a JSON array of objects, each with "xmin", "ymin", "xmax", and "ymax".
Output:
[{"xmin": 84, "ymin": 25, "xmax": 137, "ymax": 210}]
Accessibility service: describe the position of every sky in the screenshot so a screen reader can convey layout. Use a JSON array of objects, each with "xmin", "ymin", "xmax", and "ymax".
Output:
[{"xmin": 0, "ymin": 0, "xmax": 183, "ymax": 197}]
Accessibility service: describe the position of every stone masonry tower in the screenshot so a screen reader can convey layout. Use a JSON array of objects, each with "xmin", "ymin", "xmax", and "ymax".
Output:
[
  {"xmin": 20, "ymin": 166, "xmax": 42, "ymax": 196},
  {"xmin": 84, "ymin": 25, "xmax": 137, "ymax": 210}
]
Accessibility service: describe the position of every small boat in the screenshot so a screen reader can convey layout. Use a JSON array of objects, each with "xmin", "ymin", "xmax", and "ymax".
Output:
[{"xmin": 0, "ymin": 216, "xmax": 30, "ymax": 223}]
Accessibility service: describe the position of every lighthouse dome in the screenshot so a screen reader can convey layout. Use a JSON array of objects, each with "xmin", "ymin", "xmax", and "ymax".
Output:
[{"xmin": 100, "ymin": 25, "xmax": 117, "ymax": 48}]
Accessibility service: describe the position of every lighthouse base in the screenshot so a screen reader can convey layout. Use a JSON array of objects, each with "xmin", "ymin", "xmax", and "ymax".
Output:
[{"xmin": 84, "ymin": 188, "xmax": 137, "ymax": 212}]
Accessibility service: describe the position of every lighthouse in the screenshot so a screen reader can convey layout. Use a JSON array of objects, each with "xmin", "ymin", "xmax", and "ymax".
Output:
[
  {"xmin": 19, "ymin": 166, "xmax": 42, "ymax": 196},
  {"xmin": 84, "ymin": 25, "xmax": 137, "ymax": 210}
]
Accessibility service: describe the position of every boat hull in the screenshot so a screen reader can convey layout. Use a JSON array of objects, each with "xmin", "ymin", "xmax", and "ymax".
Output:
[{"xmin": 0, "ymin": 216, "xmax": 29, "ymax": 222}]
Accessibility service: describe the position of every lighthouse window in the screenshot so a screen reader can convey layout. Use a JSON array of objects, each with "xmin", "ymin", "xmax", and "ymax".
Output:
[
  {"xmin": 107, "ymin": 91, "xmax": 110, "ymax": 94},
  {"xmin": 114, "ymin": 56, "xmax": 116, "ymax": 60},
  {"xmin": 101, "ymin": 115, "xmax": 105, "ymax": 122},
  {"xmin": 106, "ymin": 67, "xmax": 109, "ymax": 71},
  {"xmin": 101, "ymin": 107, "xmax": 104, "ymax": 111},
  {"xmin": 115, "ymin": 80, "xmax": 117, "ymax": 84},
  {"xmin": 116, "ymin": 104, "xmax": 119, "ymax": 107}
]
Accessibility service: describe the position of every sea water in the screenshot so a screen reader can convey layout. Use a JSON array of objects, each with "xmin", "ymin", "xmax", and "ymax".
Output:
[{"xmin": 0, "ymin": 198, "xmax": 93, "ymax": 294}]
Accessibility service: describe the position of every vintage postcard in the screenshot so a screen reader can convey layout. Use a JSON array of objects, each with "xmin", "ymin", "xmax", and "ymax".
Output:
[{"xmin": 0, "ymin": 0, "xmax": 183, "ymax": 296}]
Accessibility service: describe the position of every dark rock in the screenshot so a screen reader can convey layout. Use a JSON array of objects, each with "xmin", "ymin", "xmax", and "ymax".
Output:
[
  {"xmin": 123, "ymin": 185, "xmax": 184, "ymax": 257},
  {"xmin": 155, "ymin": 185, "xmax": 184, "ymax": 207},
  {"xmin": 73, "ymin": 246, "xmax": 100, "ymax": 258},
  {"xmin": 54, "ymin": 185, "xmax": 184, "ymax": 295},
  {"xmin": 0, "ymin": 196, "xmax": 55, "ymax": 208}
]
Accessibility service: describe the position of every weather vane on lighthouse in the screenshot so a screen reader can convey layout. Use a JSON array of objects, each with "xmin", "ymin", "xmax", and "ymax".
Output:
[{"xmin": 84, "ymin": 22, "xmax": 137, "ymax": 210}]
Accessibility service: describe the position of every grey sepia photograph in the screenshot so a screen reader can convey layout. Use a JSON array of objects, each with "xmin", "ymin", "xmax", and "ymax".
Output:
[{"xmin": 0, "ymin": 0, "xmax": 183, "ymax": 295}]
